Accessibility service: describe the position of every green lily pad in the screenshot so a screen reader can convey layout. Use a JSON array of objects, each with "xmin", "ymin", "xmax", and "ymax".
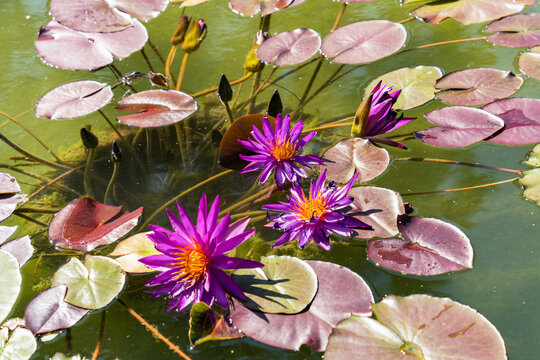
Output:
[
  {"xmin": 0, "ymin": 250, "xmax": 21, "ymax": 324},
  {"xmin": 109, "ymin": 232, "xmax": 160, "ymax": 273},
  {"xmin": 325, "ymin": 294, "xmax": 506, "ymax": 360},
  {"xmin": 0, "ymin": 327, "xmax": 37, "ymax": 360},
  {"xmin": 231, "ymin": 255, "xmax": 317, "ymax": 314},
  {"xmin": 188, "ymin": 302, "xmax": 243, "ymax": 347},
  {"xmin": 521, "ymin": 168, "xmax": 540, "ymax": 206},
  {"xmin": 519, "ymin": 46, "xmax": 540, "ymax": 81},
  {"xmin": 524, "ymin": 144, "xmax": 540, "ymax": 167},
  {"xmin": 364, "ymin": 66, "xmax": 443, "ymax": 110},
  {"xmin": 51, "ymin": 354, "xmax": 87, "ymax": 360},
  {"xmin": 52, "ymin": 255, "xmax": 126, "ymax": 310}
]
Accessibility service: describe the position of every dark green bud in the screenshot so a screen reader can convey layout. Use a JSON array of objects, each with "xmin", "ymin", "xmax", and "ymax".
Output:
[
  {"xmin": 170, "ymin": 15, "xmax": 190, "ymax": 46},
  {"xmin": 267, "ymin": 90, "xmax": 283, "ymax": 118},
  {"xmin": 80, "ymin": 127, "xmax": 98, "ymax": 149},
  {"xmin": 218, "ymin": 74, "xmax": 233, "ymax": 104},
  {"xmin": 111, "ymin": 140, "xmax": 122, "ymax": 163}
]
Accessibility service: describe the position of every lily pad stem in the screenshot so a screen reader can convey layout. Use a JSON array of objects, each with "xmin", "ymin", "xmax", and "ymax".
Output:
[
  {"xmin": 293, "ymin": 55, "xmax": 325, "ymax": 119},
  {"xmin": 248, "ymin": 70, "xmax": 262, "ymax": 114},
  {"xmin": 140, "ymin": 47, "xmax": 155, "ymax": 72},
  {"xmin": 166, "ymin": 45, "xmax": 178, "ymax": 89},
  {"xmin": 91, "ymin": 311, "xmax": 106, "ymax": 360},
  {"xmin": 405, "ymin": 36, "xmax": 486, "ymax": 52},
  {"xmin": 148, "ymin": 37, "xmax": 166, "ymax": 66},
  {"xmin": 25, "ymin": 164, "xmax": 83, "ymax": 203},
  {"xmin": 401, "ymin": 177, "xmax": 520, "ymax": 196},
  {"xmin": 394, "ymin": 157, "xmax": 522, "ymax": 174},
  {"xmin": 176, "ymin": 52, "xmax": 190, "ymax": 91},
  {"xmin": 0, "ymin": 133, "xmax": 72, "ymax": 170}
]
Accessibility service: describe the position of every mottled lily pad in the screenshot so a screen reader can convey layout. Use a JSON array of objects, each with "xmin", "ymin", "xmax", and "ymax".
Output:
[
  {"xmin": 232, "ymin": 256, "xmax": 317, "ymax": 314},
  {"xmin": 230, "ymin": 260, "xmax": 373, "ymax": 352},
  {"xmin": 0, "ymin": 236, "xmax": 34, "ymax": 268},
  {"xmin": 256, "ymin": 28, "xmax": 321, "ymax": 66},
  {"xmin": 51, "ymin": 256, "xmax": 126, "ymax": 310},
  {"xmin": 485, "ymin": 13, "xmax": 540, "ymax": 48},
  {"xmin": 0, "ymin": 250, "xmax": 21, "ymax": 324},
  {"xmin": 109, "ymin": 232, "xmax": 160, "ymax": 273},
  {"xmin": 321, "ymin": 21, "xmax": 407, "ymax": 64},
  {"xmin": 364, "ymin": 66, "xmax": 443, "ymax": 110},
  {"xmin": 325, "ymin": 294, "xmax": 506, "ymax": 360},
  {"xmin": 482, "ymin": 97, "xmax": 540, "ymax": 145},
  {"xmin": 188, "ymin": 302, "xmax": 243, "ymax": 347},
  {"xmin": 367, "ymin": 215, "xmax": 473, "ymax": 276},
  {"xmin": 116, "ymin": 90, "xmax": 197, "ymax": 127},
  {"xmin": 0, "ymin": 327, "xmax": 37, "ymax": 360},
  {"xmin": 229, "ymin": 0, "xmax": 303, "ymax": 16},
  {"xmin": 24, "ymin": 285, "xmax": 89, "ymax": 335},
  {"xmin": 348, "ymin": 186, "xmax": 405, "ymax": 239},
  {"xmin": 36, "ymin": 81, "xmax": 113, "ymax": 120},
  {"xmin": 318, "ymin": 138, "xmax": 389, "ymax": 184},
  {"xmin": 519, "ymin": 46, "xmax": 540, "ymax": 81},
  {"xmin": 435, "ymin": 68, "xmax": 523, "ymax": 106},
  {"xmin": 417, "ymin": 106, "xmax": 504, "ymax": 147}
]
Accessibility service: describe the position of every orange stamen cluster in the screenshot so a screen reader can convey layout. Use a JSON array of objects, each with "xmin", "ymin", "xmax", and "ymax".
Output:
[
  {"xmin": 270, "ymin": 139, "xmax": 297, "ymax": 161},
  {"xmin": 295, "ymin": 191, "xmax": 329, "ymax": 221},
  {"xmin": 171, "ymin": 242, "xmax": 208, "ymax": 286}
]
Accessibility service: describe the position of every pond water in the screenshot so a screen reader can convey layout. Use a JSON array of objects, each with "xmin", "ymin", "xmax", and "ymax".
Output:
[{"xmin": 1, "ymin": 0, "xmax": 540, "ymax": 359}]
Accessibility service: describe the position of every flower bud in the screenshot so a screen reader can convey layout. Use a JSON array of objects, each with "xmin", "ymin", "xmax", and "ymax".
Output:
[
  {"xmin": 80, "ymin": 127, "xmax": 98, "ymax": 149},
  {"xmin": 111, "ymin": 140, "xmax": 122, "ymax": 163},
  {"xmin": 244, "ymin": 31, "xmax": 265, "ymax": 73},
  {"xmin": 181, "ymin": 19, "xmax": 207, "ymax": 53},
  {"xmin": 170, "ymin": 15, "xmax": 190, "ymax": 46},
  {"xmin": 351, "ymin": 92, "xmax": 373, "ymax": 138},
  {"xmin": 218, "ymin": 74, "xmax": 233, "ymax": 103}
]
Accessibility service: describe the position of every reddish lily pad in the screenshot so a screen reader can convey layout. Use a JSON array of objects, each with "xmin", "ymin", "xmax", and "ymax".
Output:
[
  {"xmin": 482, "ymin": 97, "xmax": 540, "ymax": 145},
  {"xmin": 116, "ymin": 90, "xmax": 197, "ymax": 127},
  {"xmin": 417, "ymin": 106, "xmax": 504, "ymax": 147},
  {"xmin": 230, "ymin": 260, "xmax": 373, "ymax": 352},
  {"xmin": 364, "ymin": 66, "xmax": 443, "ymax": 110},
  {"xmin": 519, "ymin": 46, "xmax": 540, "ymax": 81},
  {"xmin": 0, "ymin": 236, "xmax": 34, "ymax": 268},
  {"xmin": 35, "ymin": 20, "xmax": 148, "ymax": 71},
  {"xmin": 485, "ymin": 13, "xmax": 540, "ymax": 48},
  {"xmin": 36, "ymin": 81, "xmax": 113, "ymax": 120},
  {"xmin": 321, "ymin": 21, "xmax": 407, "ymax": 65},
  {"xmin": 325, "ymin": 294, "xmax": 506, "ymax": 360},
  {"xmin": 218, "ymin": 114, "xmax": 276, "ymax": 171},
  {"xmin": 0, "ymin": 226, "xmax": 17, "ymax": 245},
  {"xmin": 367, "ymin": 215, "xmax": 473, "ymax": 276},
  {"xmin": 50, "ymin": 0, "xmax": 168, "ymax": 33},
  {"xmin": 24, "ymin": 285, "xmax": 89, "ymax": 335},
  {"xmin": 409, "ymin": 0, "xmax": 529, "ymax": 25},
  {"xmin": 229, "ymin": 0, "xmax": 304, "ymax": 16},
  {"xmin": 49, "ymin": 198, "xmax": 143, "ymax": 252},
  {"xmin": 109, "ymin": 232, "xmax": 160, "ymax": 273},
  {"xmin": 256, "ymin": 28, "xmax": 321, "ymax": 66},
  {"xmin": 318, "ymin": 138, "xmax": 390, "ymax": 184},
  {"xmin": 188, "ymin": 302, "xmax": 243, "ymax": 347},
  {"xmin": 348, "ymin": 186, "xmax": 405, "ymax": 239},
  {"xmin": 435, "ymin": 68, "xmax": 523, "ymax": 106}
]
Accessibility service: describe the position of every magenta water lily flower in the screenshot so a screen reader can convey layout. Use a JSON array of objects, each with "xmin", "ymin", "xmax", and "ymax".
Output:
[
  {"xmin": 139, "ymin": 194, "xmax": 263, "ymax": 311},
  {"xmin": 263, "ymin": 169, "xmax": 371, "ymax": 250},
  {"xmin": 238, "ymin": 113, "xmax": 323, "ymax": 189}
]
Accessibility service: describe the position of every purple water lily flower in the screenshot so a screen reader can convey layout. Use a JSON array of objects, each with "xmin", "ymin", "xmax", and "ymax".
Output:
[
  {"xmin": 238, "ymin": 114, "xmax": 323, "ymax": 189},
  {"xmin": 139, "ymin": 194, "xmax": 263, "ymax": 312},
  {"xmin": 263, "ymin": 169, "xmax": 371, "ymax": 250}
]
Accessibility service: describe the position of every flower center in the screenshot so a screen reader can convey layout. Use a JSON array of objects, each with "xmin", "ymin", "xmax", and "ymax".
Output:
[
  {"xmin": 270, "ymin": 139, "xmax": 296, "ymax": 161},
  {"xmin": 172, "ymin": 242, "xmax": 208, "ymax": 285},
  {"xmin": 296, "ymin": 192, "xmax": 328, "ymax": 221}
]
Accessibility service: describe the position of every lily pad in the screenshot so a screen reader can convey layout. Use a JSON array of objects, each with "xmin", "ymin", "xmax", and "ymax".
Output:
[
  {"xmin": 51, "ymin": 255, "xmax": 126, "ymax": 310},
  {"xmin": 109, "ymin": 232, "xmax": 160, "ymax": 273},
  {"xmin": 417, "ymin": 106, "xmax": 504, "ymax": 147},
  {"xmin": 0, "ymin": 236, "xmax": 34, "ymax": 268},
  {"xmin": 24, "ymin": 285, "xmax": 89, "ymax": 335},
  {"xmin": 321, "ymin": 21, "xmax": 407, "ymax": 65},
  {"xmin": 325, "ymin": 294, "xmax": 506, "ymax": 360},
  {"xmin": 188, "ymin": 302, "xmax": 243, "ymax": 347},
  {"xmin": 0, "ymin": 250, "xmax": 21, "ymax": 324},
  {"xmin": 519, "ymin": 46, "xmax": 540, "ymax": 81},
  {"xmin": 482, "ymin": 97, "xmax": 540, "ymax": 145},
  {"xmin": 218, "ymin": 114, "xmax": 276, "ymax": 171},
  {"xmin": 35, "ymin": 20, "xmax": 148, "ymax": 71},
  {"xmin": 0, "ymin": 173, "xmax": 20, "ymax": 194},
  {"xmin": 0, "ymin": 226, "xmax": 17, "ymax": 245},
  {"xmin": 229, "ymin": 0, "xmax": 304, "ymax": 16},
  {"xmin": 410, "ymin": 0, "xmax": 529, "ymax": 25},
  {"xmin": 435, "ymin": 68, "xmax": 523, "ymax": 106},
  {"xmin": 521, "ymin": 168, "xmax": 540, "ymax": 206},
  {"xmin": 364, "ymin": 66, "xmax": 443, "ymax": 110},
  {"xmin": 0, "ymin": 194, "xmax": 24, "ymax": 223},
  {"xmin": 51, "ymin": 354, "xmax": 87, "ymax": 360},
  {"xmin": 524, "ymin": 143, "xmax": 540, "ymax": 167},
  {"xmin": 257, "ymin": 28, "xmax": 321, "ymax": 66},
  {"xmin": 230, "ymin": 260, "xmax": 373, "ymax": 352},
  {"xmin": 0, "ymin": 327, "xmax": 37, "ymax": 360},
  {"xmin": 36, "ymin": 81, "xmax": 113, "ymax": 120},
  {"xmin": 231, "ymin": 255, "xmax": 317, "ymax": 314},
  {"xmin": 50, "ymin": 0, "xmax": 168, "ymax": 33},
  {"xmin": 348, "ymin": 186, "xmax": 405, "ymax": 239},
  {"xmin": 116, "ymin": 90, "xmax": 197, "ymax": 127},
  {"xmin": 367, "ymin": 215, "xmax": 473, "ymax": 276},
  {"xmin": 318, "ymin": 138, "xmax": 390, "ymax": 184},
  {"xmin": 485, "ymin": 13, "xmax": 540, "ymax": 48}
]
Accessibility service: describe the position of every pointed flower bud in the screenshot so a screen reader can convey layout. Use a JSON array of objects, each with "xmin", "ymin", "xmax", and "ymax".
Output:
[
  {"xmin": 181, "ymin": 19, "xmax": 207, "ymax": 53},
  {"xmin": 170, "ymin": 15, "xmax": 190, "ymax": 46},
  {"xmin": 111, "ymin": 140, "xmax": 122, "ymax": 163},
  {"xmin": 244, "ymin": 31, "xmax": 265, "ymax": 73},
  {"xmin": 267, "ymin": 90, "xmax": 282, "ymax": 118},
  {"xmin": 80, "ymin": 127, "xmax": 98, "ymax": 149},
  {"xmin": 218, "ymin": 74, "xmax": 233, "ymax": 103},
  {"xmin": 351, "ymin": 92, "xmax": 373, "ymax": 137}
]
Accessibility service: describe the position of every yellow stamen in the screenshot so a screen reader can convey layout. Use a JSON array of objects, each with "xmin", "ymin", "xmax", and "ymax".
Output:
[
  {"xmin": 270, "ymin": 139, "xmax": 297, "ymax": 161},
  {"xmin": 295, "ymin": 191, "xmax": 328, "ymax": 221},
  {"xmin": 171, "ymin": 242, "xmax": 208, "ymax": 286}
]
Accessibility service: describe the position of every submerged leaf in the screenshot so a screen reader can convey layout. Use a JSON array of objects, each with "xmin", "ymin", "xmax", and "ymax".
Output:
[
  {"xmin": 257, "ymin": 28, "xmax": 321, "ymax": 66},
  {"xmin": 188, "ymin": 302, "xmax": 243, "ymax": 347},
  {"xmin": 109, "ymin": 232, "xmax": 160, "ymax": 273},
  {"xmin": 485, "ymin": 13, "xmax": 540, "ymax": 48},
  {"xmin": 0, "ymin": 250, "xmax": 22, "ymax": 324},
  {"xmin": 519, "ymin": 46, "xmax": 540, "ymax": 81}
]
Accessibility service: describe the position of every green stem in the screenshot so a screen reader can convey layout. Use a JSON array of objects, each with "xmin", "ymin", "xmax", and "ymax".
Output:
[
  {"xmin": 176, "ymin": 52, "xmax": 190, "ymax": 91},
  {"xmin": 332, "ymin": 3, "xmax": 347, "ymax": 31},
  {"xmin": 25, "ymin": 165, "xmax": 83, "ymax": 202},
  {"xmin": 146, "ymin": 128, "xmax": 154, "ymax": 171},
  {"xmin": 174, "ymin": 122, "xmax": 186, "ymax": 167},
  {"xmin": 140, "ymin": 47, "xmax": 155, "ymax": 72},
  {"xmin": 84, "ymin": 148, "xmax": 96, "ymax": 197},
  {"xmin": 292, "ymin": 56, "xmax": 324, "ymax": 119},
  {"xmin": 104, "ymin": 162, "xmax": 120, "ymax": 204},
  {"xmin": 248, "ymin": 70, "xmax": 262, "ymax": 114},
  {"xmin": 0, "ymin": 133, "xmax": 72, "ymax": 170},
  {"xmin": 294, "ymin": 64, "xmax": 345, "ymax": 116},
  {"xmin": 14, "ymin": 207, "xmax": 60, "ymax": 214},
  {"xmin": 148, "ymin": 37, "xmax": 166, "ymax": 66},
  {"xmin": 91, "ymin": 311, "xmax": 106, "ymax": 360},
  {"xmin": 12, "ymin": 212, "xmax": 48, "ymax": 227},
  {"xmin": 394, "ymin": 157, "xmax": 522, "ymax": 175}
]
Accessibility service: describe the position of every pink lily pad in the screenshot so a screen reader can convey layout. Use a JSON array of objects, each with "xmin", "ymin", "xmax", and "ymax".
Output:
[
  {"xmin": 35, "ymin": 20, "xmax": 148, "ymax": 71},
  {"xmin": 417, "ymin": 106, "xmax": 505, "ymax": 147},
  {"xmin": 348, "ymin": 186, "xmax": 405, "ymax": 239},
  {"xmin": 36, "ymin": 81, "xmax": 113, "ymax": 120},
  {"xmin": 485, "ymin": 13, "xmax": 540, "ymax": 48},
  {"xmin": 321, "ymin": 21, "xmax": 406, "ymax": 65},
  {"xmin": 0, "ymin": 236, "xmax": 34, "ymax": 268},
  {"xmin": 229, "ymin": 0, "xmax": 304, "ymax": 16},
  {"xmin": 318, "ymin": 138, "xmax": 390, "ymax": 184},
  {"xmin": 481, "ymin": 97, "xmax": 540, "ymax": 145},
  {"xmin": 0, "ymin": 173, "xmax": 21, "ymax": 194},
  {"xmin": 410, "ymin": 0, "xmax": 529, "ymax": 25},
  {"xmin": 0, "ymin": 226, "xmax": 17, "ymax": 245},
  {"xmin": 230, "ymin": 260, "xmax": 373, "ymax": 352},
  {"xmin": 519, "ymin": 46, "xmax": 540, "ymax": 81},
  {"xmin": 435, "ymin": 68, "xmax": 523, "ymax": 106},
  {"xmin": 116, "ymin": 90, "xmax": 197, "ymax": 127},
  {"xmin": 367, "ymin": 215, "xmax": 473, "ymax": 276},
  {"xmin": 0, "ymin": 174, "xmax": 23, "ymax": 223},
  {"xmin": 256, "ymin": 28, "xmax": 321, "ymax": 66},
  {"xmin": 24, "ymin": 285, "xmax": 89, "ymax": 335},
  {"xmin": 325, "ymin": 294, "xmax": 506, "ymax": 360},
  {"xmin": 49, "ymin": 198, "xmax": 143, "ymax": 252},
  {"xmin": 50, "ymin": 0, "xmax": 168, "ymax": 33}
]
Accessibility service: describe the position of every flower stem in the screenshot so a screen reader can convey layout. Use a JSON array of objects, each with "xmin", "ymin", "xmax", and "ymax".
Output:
[
  {"xmin": 104, "ymin": 162, "xmax": 120, "ymax": 204},
  {"xmin": 25, "ymin": 164, "xmax": 83, "ymax": 203},
  {"xmin": 192, "ymin": 72, "xmax": 253, "ymax": 98},
  {"xmin": 0, "ymin": 133, "xmax": 72, "ymax": 170},
  {"xmin": 401, "ymin": 177, "xmax": 520, "ymax": 196},
  {"xmin": 175, "ymin": 122, "xmax": 186, "ymax": 167},
  {"xmin": 117, "ymin": 299, "xmax": 192, "ymax": 360},
  {"xmin": 91, "ymin": 311, "xmax": 106, "ymax": 360},
  {"xmin": 406, "ymin": 36, "xmax": 486, "ymax": 52},
  {"xmin": 293, "ymin": 56, "xmax": 325, "ymax": 119},
  {"xmin": 146, "ymin": 128, "xmax": 154, "ymax": 171},
  {"xmin": 303, "ymin": 121, "xmax": 352, "ymax": 133},
  {"xmin": 230, "ymin": 210, "xmax": 266, "ymax": 220},
  {"xmin": 394, "ymin": 157, "xmax": 522, "ymax": 174},
  {"xmin": 176, "ymin": 52, "xmax": 190, "ymax": 91},
  {"xmin": 166, "ymin": 45, "xmax": 178, "ymax": 89},
  {"xmin": 219, "ymin": 183, "xmax": 276, "ymax": 216}
]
